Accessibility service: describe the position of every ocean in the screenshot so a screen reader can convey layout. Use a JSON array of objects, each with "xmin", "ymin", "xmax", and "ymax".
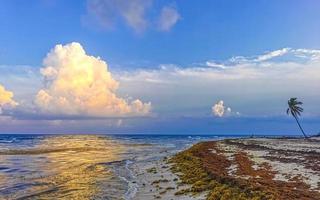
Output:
[{"xmin": 0, "ymin": 134, "xmax": 242, "ymax": 199}]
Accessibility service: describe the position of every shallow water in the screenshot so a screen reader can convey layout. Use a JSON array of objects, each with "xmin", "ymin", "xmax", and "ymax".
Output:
[{"xmin": 0, "ymin": 134, "xmax": 237, "ymax": 199}]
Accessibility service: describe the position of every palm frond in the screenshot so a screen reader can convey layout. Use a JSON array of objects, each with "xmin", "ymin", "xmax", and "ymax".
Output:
[
  {"xmin": 287, "ymin": 97, "xmax": 304, "ymax": 118},
  {"xmin": 296, "ymin": 107, "xmax": 303, "ymax": 112}
]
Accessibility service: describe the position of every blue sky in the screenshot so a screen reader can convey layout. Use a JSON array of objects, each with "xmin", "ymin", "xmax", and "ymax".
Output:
[
  {"xmin": 1, "ymin": 0, "xmax": 320, "ymax": 66},
  {"xmin": 0, "ymin": 0, "xmax": 319, "ymax": 135}
]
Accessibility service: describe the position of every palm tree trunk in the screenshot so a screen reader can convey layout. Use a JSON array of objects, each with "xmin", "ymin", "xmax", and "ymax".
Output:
[{"xmin": 293, "ymin": 115, "xmax": 308, "ymax": 138}]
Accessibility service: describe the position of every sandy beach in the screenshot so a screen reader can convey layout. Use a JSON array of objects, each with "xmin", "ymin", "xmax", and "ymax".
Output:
[
  {"xmin": 132, "ymin": 156, "xmax": 207, "ymax": 200},
  {"xmin": 131, "ymin": 137, "xmax": 320, "ymax": 200},
  {"xmin": 1, "ymin": 135, "xmax": 319, "ymax": 199}
]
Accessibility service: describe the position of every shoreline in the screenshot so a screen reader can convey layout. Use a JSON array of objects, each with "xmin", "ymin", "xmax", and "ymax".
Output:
[
  {"xmin": 131, "ymin": 137, "xmax": 320, "ymax": 200},
  {"xmin": 132, "ymin": 155, "xmax": 206, "ymax": 200}
]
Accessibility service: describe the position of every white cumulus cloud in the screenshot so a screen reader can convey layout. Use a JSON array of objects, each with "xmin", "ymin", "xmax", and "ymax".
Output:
[
  {"xmin": 212, "ymin": 100, "xmax": 231, "ymax": 117},
  {"xmin": 0, "ymin": 84, "xmax": 18, "ymax": 114},
  {"xmin": 35, "ymin": 42, "xmax": 151, "ymax": 117},
  {"xmin": 157, "ymin": 6, "xmax": 180, "ymax": 31}
]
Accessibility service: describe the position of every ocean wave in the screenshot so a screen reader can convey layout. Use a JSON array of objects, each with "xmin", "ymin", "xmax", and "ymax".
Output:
[
  {"xmin": 124, "ymin": 143, "xmax": 153, "ymax": 147},
  {"xmin": 0, "ymin": 140, "xmax": 14, "ymax": 143},
  {"xmin": 122, "ymin": 160, "xmax": 138, "ymax": 200},
  {"xmin": 0, "ymin": 147, "xmax": 108, "ymax": 155},
  {"xmin": 113, "ymin": 159, "xmax": 139, "ymax": 200}
]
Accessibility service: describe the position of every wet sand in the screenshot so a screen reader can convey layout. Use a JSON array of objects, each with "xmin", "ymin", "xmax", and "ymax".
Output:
[{"xmin": 132, "ymin": 156, "xmax": 206, "ymax": 200}]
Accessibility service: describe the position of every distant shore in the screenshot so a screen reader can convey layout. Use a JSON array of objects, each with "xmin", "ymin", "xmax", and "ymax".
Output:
[{"xmin": 133, "ymin": 137, "xmax": 320, "ymax": 200}]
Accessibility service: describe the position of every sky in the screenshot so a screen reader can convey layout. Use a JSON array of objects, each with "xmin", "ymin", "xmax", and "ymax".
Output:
[{"xmin": 0, "ymin": 0, "xmax": 319, "ymax": 135}]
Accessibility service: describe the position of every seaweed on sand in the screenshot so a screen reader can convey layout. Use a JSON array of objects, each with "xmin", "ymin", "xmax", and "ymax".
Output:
[{"xmin": 169, "ymin": 142, "xmax": 273, "ymax": 200}]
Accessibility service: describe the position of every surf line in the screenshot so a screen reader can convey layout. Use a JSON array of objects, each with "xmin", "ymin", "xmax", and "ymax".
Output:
[{"xmin": 118, "ymin": 159, "xmax": 139, "ymax": 200}]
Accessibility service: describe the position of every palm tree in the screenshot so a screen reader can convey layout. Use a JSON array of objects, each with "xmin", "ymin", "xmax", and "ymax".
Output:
[{"xmin": 287, "ymin": 98, "xmax": 307, "ymax": 138}]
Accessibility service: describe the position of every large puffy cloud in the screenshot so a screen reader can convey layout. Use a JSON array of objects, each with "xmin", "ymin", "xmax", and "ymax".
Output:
[
  {"xmin": 35, "ymin": 42, "xmax": 151, "ymax": 117},
  {"xmin": 0, "ymin": 84, "xmax": 18, "ymax": 113}
]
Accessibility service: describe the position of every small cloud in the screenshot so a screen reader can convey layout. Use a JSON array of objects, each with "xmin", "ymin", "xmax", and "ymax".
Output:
[
  {"xmin": 293, "ymin": 49, "xmax": 320, "ymax": 60},
  {"xmin": 226, "ymin": 107, "xmax": 231, "ymax": 113},
  {"xmin": 84, "ymin": 0, "xmax": 181, "ymax": 33},
  {"xmin": 254, "ymin": 48, "xmax": 290, "ymax": 62},
  {"xmin": 226, "ymin": 48, "xmax": 320, "ymax": 65},
  {"xmin": 85, "ymin": 0, "xmax": 152, "ymax": 33},
  {"xmin": 157, "ymin": 5, "xmax": 180, "ymax": 31},
  {"xmin": 0, "ymin": 84, "xmax": 18, "ymax": 114},
  {"xmin": 227, "ymin": 48, "xmax": 291, "ymax": 64},
  {"xmin": 211, "ymin": 100, "xmax": 232, "ymax": 117},
  {"xmin": 116, "ymin": 119, "xmax": 123, "ymax": 127},
  {"xmin": 205, "ymin": 61, "xmax": 226, "ymax": 69}
]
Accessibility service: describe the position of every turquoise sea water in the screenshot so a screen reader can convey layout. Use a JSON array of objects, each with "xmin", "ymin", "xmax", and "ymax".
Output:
[{"xmin": 0, "ymin": 134, "xmax": 242, "ymax": 199}]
